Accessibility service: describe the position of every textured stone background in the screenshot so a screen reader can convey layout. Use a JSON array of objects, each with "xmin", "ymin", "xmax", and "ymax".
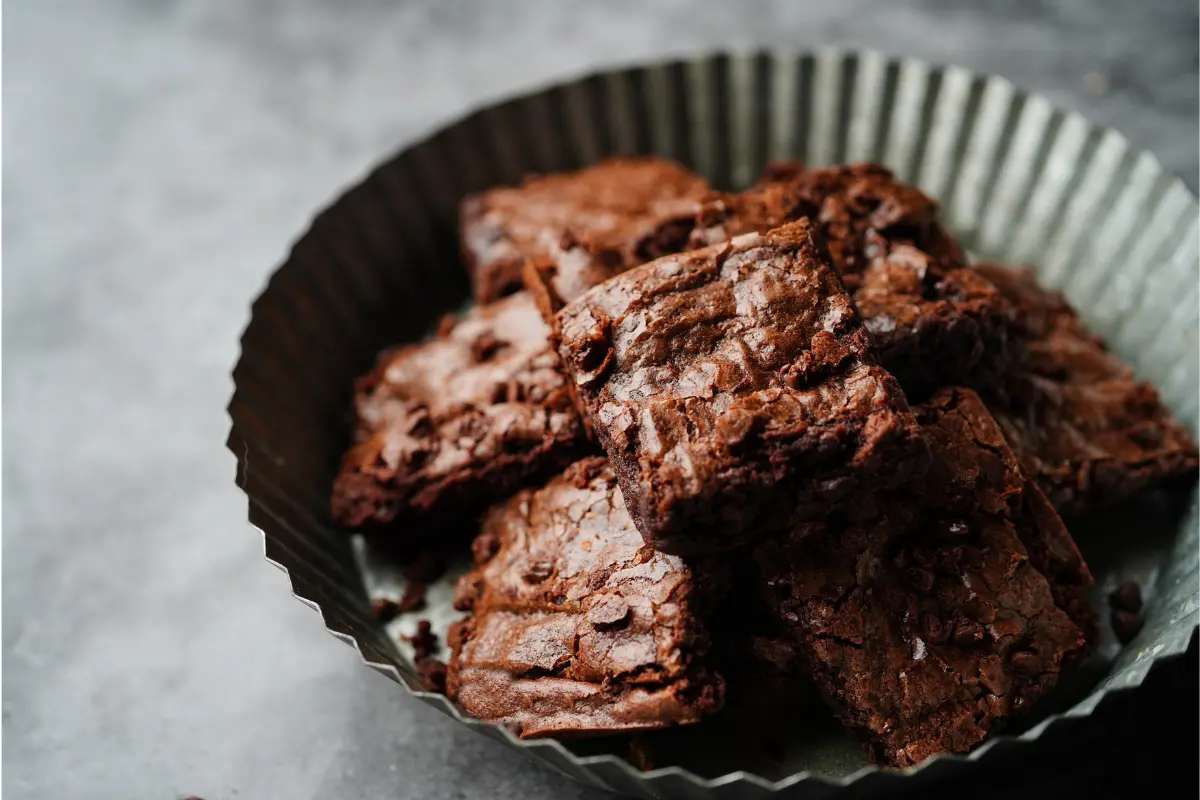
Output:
[{"xmin": 3, "ymin": 1, "xmax": 1197, "ymax": 798}]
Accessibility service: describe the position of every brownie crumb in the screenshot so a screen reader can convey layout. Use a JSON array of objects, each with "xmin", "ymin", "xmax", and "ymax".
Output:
[
  {"xmin": 627, "ymin": 735, "xmax": 655, "ymax": 771},
  {"xmin": 371, "ymin": 597, "xmax": 403, "ymax": 624},
  {"xmin": 1109, "ymin": 581, "xmax": 1143, "ymax": 614},
  {"xmin": 1111, "ymin": 608, "xmax": 1145, "ymax": 645},
  {"xmin": 397, "ymin": 582, "xmax": 427, "ymax": 613},
  {"xmin": 416, "ymin": 657, "xmax": 448, "ymax": 694},
  {"xmin": 404, "ymin": 619, "xmax": 439, "ymax": 661}
]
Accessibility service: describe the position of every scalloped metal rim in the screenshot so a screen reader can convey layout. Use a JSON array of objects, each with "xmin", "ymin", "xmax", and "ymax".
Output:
[{"xmin": 227, "ymin": 48, "xmax": 1200, "ymax": 795}]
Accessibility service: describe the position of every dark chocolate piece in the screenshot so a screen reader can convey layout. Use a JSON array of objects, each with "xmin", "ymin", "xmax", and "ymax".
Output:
[
  {"xmin": 1109, "ymin": 581, "xmax": 1144, "ymax": 614},
  {"xmin": 459, "ymin": 157, "xmax": 709, "ymax": 305},
  {"xmin": 447, "ymin": 458, "xmax": 725, "ymax": 738},
  {"xmin": 371, "ymin": 597, "xmax": 403, "ymax": 624},
  {"xmin": 331, "ymin": 292, "xmax": 592, "ymax": 533},
  {"xmin": 556, "ymin": 219, "xmax": 927, "ymax": 554},
  {"xmin": 975, "ymin": 263, "xmax": 1199, "ymax": 516},
  {"xmin": 754, "ymin": 388, "xmax": 1092, "ymax": 767},
  {"xmin": 1110, "ymin": 609, "xmax": 1145, "ymax": 645},
  {"xmin": 689, "ymin": 163, "xmax": 1016, "ymax": 396}
]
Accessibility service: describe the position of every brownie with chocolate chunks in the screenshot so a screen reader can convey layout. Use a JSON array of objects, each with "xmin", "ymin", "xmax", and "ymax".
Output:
[
  {"xmin": 331, "ymin": 292, "xmax": 592, "ymax": 533},
  {"xmin": 555, "ymin": 218, "xmax": 928, "ymax": 555},
  {"xmin": 753, "ymin": 387, "xmax": 1092, "ymax": 767},
  {"xmin": 447, "ymin": 457, "xmax": 725, "ymax": 738},
  {"xmin": 459, "ymin": 157, "xmax": 709, "ymax": 306},
  {"xmin": 690, "ymin": 162, "xmax": 1017, "ymax": 397},
  {"xmin": 689, "ymin": 162, "xmax": 966, "ymax": 285},
  {"xmin": 975, "ymin": 263, "xmax": 1199, "ymax": 516}
]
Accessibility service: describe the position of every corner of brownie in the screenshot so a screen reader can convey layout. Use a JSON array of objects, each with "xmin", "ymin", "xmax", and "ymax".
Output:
[
  {"xmin": 691, "ymin": 161, "xmax": 966, "ymax": 283},
  {"xmin": 853, "ymin": 236, "xmax": 1021, "ymax": 399},
  {"xmin": 754, "ymin": 386, "xmax": 1092, "ymax": 767},
  {"xmin": 974, "ymin": 262, "xmax": 1199, "ymax": 515},
  {"xmin": 459, "ymin": 157, "xmax": 709, "ymax": 306},
  {"xmin": 555, "ymin": 218, "xmax": 928, "ymax": 554},
  {"xmin": 686, "ymin": 163, "xmax": 1021, "ymax": 395},
  {"xmin": 446, "ymin": 457, "xmax": 726, "ymax": 738},
  {"xmin": 330, "ymin": 291, "xmax": 592, "ymax": 534}
]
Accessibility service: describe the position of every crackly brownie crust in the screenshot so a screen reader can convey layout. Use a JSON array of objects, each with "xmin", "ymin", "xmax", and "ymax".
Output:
[
  {"xmin": 447, "ymin": 457, "xmax": 725, "ymax": 738},
  {"xmin": 556, "ymin": 219, "xmax": 928, "ymax": 555},
  {"xmin": 688, "ymin": 163, "xmax": 1018, "ymax": 396},
  {"xmin": 975, "ymin": 263, "xmax": 1199, "ymax": 516},
  {"xmin": 754, "ymin": 388, "xmax": 1092, "ymax": 767},
  {"xmin": 330, "ymin": 292, "xmax": 592, "ymax": 533},
  {"xmin": 689, "ymin": 162, "xmax": 966, "ymax": 284},
  {"xmin": 853, "ymin": 235, "xmax": 1020, "ymax": 400},
  {"xmin": 459, "ymin": 157, "xmax": 709, "ymax": 306}
]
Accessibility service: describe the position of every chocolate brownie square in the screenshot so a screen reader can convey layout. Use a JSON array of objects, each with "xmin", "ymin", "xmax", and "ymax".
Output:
[
  {"xmin": 975, "ymin": 263, "xmax": 1199, "ymax": 515},
  {"xmin": 331, "ymin": 292, "xmax": 591, "ymax": 532},
  {"xmin": 555, "ymin": 219, "xmax": 928, "ymax": 554},
  {"xmin": 459, "ymin": 157, "xmax": 709, "ymax": 306},
  {"xmin": 447, "ymin": 457, "xmax": 725, "ymax": 738},
  {"xmin": 689, "ymin": 163, "xmax": 1016, "ymax": 396},
  {"xmin": 754, "ymin": 388, "xmax": 1092, "ymax": 767}
]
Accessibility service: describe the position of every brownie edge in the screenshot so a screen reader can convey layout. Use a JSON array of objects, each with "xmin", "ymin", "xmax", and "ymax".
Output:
[
  {"xmin": 447, "ymin": 458, "xmax": 726, "ymax": 738},
  {"xmin": 754, "ymin": 387, "xmax": 1091, "ymax": 767},
  {"xmin": 331, "ymin": 292, "xmax": 592, "ymax": 534}
]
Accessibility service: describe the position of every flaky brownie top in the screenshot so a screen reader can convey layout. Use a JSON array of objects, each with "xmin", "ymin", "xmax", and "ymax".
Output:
[
  {"xmin": 689, "ymin": 162, "xmax": 965, "ymax": 287},
  {"xmin": 462, "ymin": 157, "xmax": 709, "ymax": 306},
  {"xmin": 332, "ymin": 292, "xmax": 584, "ymax": 527}
]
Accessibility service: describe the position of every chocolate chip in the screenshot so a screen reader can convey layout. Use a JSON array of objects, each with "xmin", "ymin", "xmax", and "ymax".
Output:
[
  {"xmin": 1109, "ymin": 581, "xmax": 1143, "ymax": 614},
  {"xmin": 1111, "ymin": 609, "xmax": 1145, "ymax": 645},
  {"xmin": 1010, "ymin": 650, "xmax": 1042, "ymax": 675},
  {"xmin": 523, "ymin": 560, "xmax": 554, "ymax": 583},
  {"xmin": 587, "ymin": 595, "xmax": 630, "ymax": 629}
]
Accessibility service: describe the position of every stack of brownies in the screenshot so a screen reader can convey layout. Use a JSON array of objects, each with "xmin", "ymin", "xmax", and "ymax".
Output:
[{"xmin": 331, "ymin": 158, "xmax": 1198, "ymax": 767}]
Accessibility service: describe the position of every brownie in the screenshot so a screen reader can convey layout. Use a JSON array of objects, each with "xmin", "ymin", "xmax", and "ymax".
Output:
[
  {"xmin": 330, "ymin": 292, "xmax": 592, "ymax": 532},
  {"xmin": 555, "ymin": 219, "xmax": 928, "ymax": 555},
  {"xmin": 754, "ymin": 388, "xmax": 1092, "ymax": 767},
  {"xmin": 689, "ymin": 162, "xmax": 966, "ymax": 285},
  {"xmin": 853, "ymin": 234, "xmax": 1020, "ymax": 399},
  {"xmin": 689, "ymin": 163, "xmax": 1017, "ymax": 396},
  {"xmin": 447, "ymin": 457, "xmax": 725, "ymax": 738},
  {"xmin": 975, "ymin": 263, "xmax": 1199, "ymax": 516},
  {"xmin": 459, "ymin": 157, "xmax": 709, "ymax": 306}
]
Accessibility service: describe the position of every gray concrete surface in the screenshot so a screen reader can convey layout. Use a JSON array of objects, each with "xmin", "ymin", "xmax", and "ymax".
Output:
[{"xmin": 3, "ymin": 1, "xmax": 1197, "ymax": 798}]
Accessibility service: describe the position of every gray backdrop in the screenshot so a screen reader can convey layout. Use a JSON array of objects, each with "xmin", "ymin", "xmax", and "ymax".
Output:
[{"xmin": 4, "ymin": 1, "xmax": 1197, "ymax": 798}]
